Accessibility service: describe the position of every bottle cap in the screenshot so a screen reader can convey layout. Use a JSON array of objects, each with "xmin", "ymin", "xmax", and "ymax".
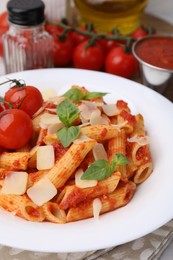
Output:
[{"xmin": 7, "ymin": 0, "xmax": 45, "ymax": 26}]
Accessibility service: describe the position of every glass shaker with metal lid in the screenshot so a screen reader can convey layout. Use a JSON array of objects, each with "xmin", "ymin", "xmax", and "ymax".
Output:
[{"xmin": 2, "ymin": 0, "xmax": 54, "ymax": 73}]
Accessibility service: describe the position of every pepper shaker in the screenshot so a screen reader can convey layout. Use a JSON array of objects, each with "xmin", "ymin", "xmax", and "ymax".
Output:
[{"xmin": 2, "ymin": 0, "xmax": 54, "ymax": 73}]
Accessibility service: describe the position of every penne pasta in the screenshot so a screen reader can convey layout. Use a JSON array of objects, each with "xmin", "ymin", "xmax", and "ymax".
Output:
[
  {"xmin": 42, "ymin": 202, "xmax": 66, "ymax": 223},
  {"xmin": 46, "ymin": 139, "xmax": 96, "ymax": 188},
  {"xmin": 0, "ymin": 84, "xmax": 153, "ymax": 224},
  {"xmin": 0, "ymin": 152, "xmax": 30, "ymax": 170},
  {"xmin": 0, "ymin": 190, "xmax": 45, "ymax": 222},
  {"xmin": 108, "ymin": 130, "xmax": 128, "ymax": 182},
  {"xmin": 66, "ymin": 181, "xmax": 136, "ymax": 222},
  {"xmin": 58, "ymin": 172, "xmax": 121, "ymax": 210}
]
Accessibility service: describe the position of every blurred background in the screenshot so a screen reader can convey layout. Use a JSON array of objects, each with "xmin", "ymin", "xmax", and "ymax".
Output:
[{"xmin": 0, "ymin": 0, "xmax": 173, "ymax": 24}]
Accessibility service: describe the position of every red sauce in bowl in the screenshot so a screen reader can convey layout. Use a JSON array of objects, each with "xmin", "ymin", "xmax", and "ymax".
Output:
[{"xmin": 134, "ymin": 36, "xmax": 173, "ymax": 70}]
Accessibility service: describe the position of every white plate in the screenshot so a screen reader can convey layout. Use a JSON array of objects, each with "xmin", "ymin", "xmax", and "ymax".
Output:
[{"xmin": 0, "ymin": 68, "xmax": 173, "ymax": 253}]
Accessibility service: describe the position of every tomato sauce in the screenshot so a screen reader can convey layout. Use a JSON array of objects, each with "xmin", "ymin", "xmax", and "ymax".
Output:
[{"xmin": 135, "ymin": 36, "xmax": 173, "ymax": 70}]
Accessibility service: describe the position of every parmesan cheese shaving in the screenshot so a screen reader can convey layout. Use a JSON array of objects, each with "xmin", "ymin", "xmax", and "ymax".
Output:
[
  {"xmin": 93, "ymin": 143, "xmax": 108, "ymax": 161},
  {"xmin": 42, "ymin": 88, "xmax": 57, "ymax": 101},
  {"xmin": 47, "ymin": 122, "xmax": 64, "ymax": 135},
  {"xmin": 47, "ymin": 96, "xmax": 66, "ymax": 105},
  {"xmin": 93, "ymin": 198, "xmax": 102, "ymax": 219},
  {"xmin": 75, "ymin": 169, "xmax": 97, "ymax": 188},
  {"xmin": 102, "ymin": 104, "xmax": 119, "ymax": 116},
  {"xmin": 127, "ymin": 135, "xmax": 151, "ymax": 145},
  {"xmin": 1, "ymin": 171, "xmax": 28, "ymax": 195},
  {"xmin": 90, "ymin": 110, "xmax": 109, "ymax": 125},
  {"xmin": 36, "ymin": 145, "xmax": 55, "ymax": 170},
  {"xmin": 79, "ymin": 101, "xmax": 100, "ymax": 123},
  {"xmin": 45, "ymin": 108, "xmax": 57, "ymax": 113},
  {"xmin": 27, "ymin": 177, "xmax": 57, "ymax": 206},
  {"xmin": 39, "ymin": 112, "xmax": 63, "ymax": 129},
  {"xmin": 32, "ymin": 106, "xmax": 45, "ymax": 118}
]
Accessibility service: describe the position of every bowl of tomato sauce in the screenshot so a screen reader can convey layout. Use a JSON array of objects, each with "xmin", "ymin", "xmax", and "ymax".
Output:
[{"xmin": 132, "ymin": 35, "xmax": 173, "ymax": 93}]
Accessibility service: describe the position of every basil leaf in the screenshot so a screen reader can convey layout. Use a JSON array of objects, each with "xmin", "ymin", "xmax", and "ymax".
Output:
[
  {"xmin": 111, "ymin": 153, "xmax": 129, "ymax": 169},
  {"xmin": 57, "ymin": 126, "xmax": 80, "ymax": 147},
  {"xmin": 81, "ymin": 153, "xmax": 129, "ymax": 180},
  {"xmin": 57, "ymin": 99, "xmax": 80, "ymax": 127},
  {"xmin": 85, "ymin": 92, "xmax": 107, "ymax": 100},
  {"xmin": 81, "ymin": 160, "xmax": 113, "ymax": 180},
  {"xmin": 63, "ymin": 88, "xmax": 84, "ymax": 102}
]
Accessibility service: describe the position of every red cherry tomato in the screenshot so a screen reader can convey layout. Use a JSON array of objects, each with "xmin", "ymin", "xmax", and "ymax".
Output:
[
  {"xmin": 71, "ymin": 26, "xmax": 91, "ymax": 46},
  {"xmin": 73, "ymin": 40, "xmax": 105, "ymax": 71},
  {"xmin": 0, "ymin": 11, "xmax": 9, "ymax": 56},
  {"xmin": 0, "ymin": 11, "xmax": 9, "ymax": 29},
  {"xmin": 131, "ymin": 27, "xmax": 148, "ymax": 40},
  {"xmin": 105, "ymin": 46, "xmax": 138, "ymax": 78},
  {"xmin": 4, "ymin": 84, "xmax": 43, "ymax": 117},
  {"xmin": 98, "ymin": 34, "xmax": 120, "ymax": 54},
  {"xmin": 0, "ymin": 109, "xmax": 33, "ymax": 149},
  {"xmin": 45, "ymin": 23, "xmax": 63, "ymax": 36},
  {"xmin": 0, "ymin": 27, "xmax": 9, "ymax": 56},
  {"xmin": 53, "ymin": 35, "xmax": 74, "ymax": 67}
]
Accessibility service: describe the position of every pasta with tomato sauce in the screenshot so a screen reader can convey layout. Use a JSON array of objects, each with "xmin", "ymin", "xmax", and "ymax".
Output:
[{"xmin": 0, "ymin": 84, "xmax": 153, "ymax": 223}]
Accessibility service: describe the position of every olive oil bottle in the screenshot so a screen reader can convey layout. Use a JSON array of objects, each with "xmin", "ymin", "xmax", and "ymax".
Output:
[{"xmin": 74, "ymin": 0, "xmax": 148, "ymax": 34}]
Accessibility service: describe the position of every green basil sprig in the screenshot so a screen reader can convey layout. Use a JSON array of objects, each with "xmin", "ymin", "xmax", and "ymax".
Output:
[
  {"xmin": 56, "ymin": 99, "xmax": 80, "ymax": 147},
  {"xmin": 81, "ymin": 154, "xmax": 129, "ymax": 180},
  {"xmin": 63, "ymin": 88, "xmax": 107, "ymax": 102}
]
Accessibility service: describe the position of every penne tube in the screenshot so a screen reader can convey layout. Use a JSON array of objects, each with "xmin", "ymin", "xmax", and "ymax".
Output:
[
  {"xmin": 117, "ymin": 110, "xmax": 136, "ymax": 134},
  {"xmin": 0, "ymin": 152, "xmax": 30, "ymax": 170},
  {"xmin": 133, "ymin": 162, "xmax": 153, "ymax": 184},
  {"xmin": 0, "ymin": 191, "xmax": 45, "ymax": 222},
  {"xmin": 46, "ymin": 139, "xmax": 96, "ymax": 188},
  {"xmin": 0, "ymin": 168, "xmax": 11, "ymax": 180},
  {"xmin": 67, "ymin": 181, "xmax": 136, "ymax": 222},
  {"xmin": 42, "ymin": 202, "xmax": 66, "ymax": 223},
  {"xmin": 43, "ymin": 125, "xmax": 119, "ymax": 144},
  {"xmin": 80, "ymin": 125, "xmax": 119, "ymax": 142},
  {"xmin": 131, "ymin": 114, "xmax": 146, "ymax": 137},
  {"xmin": 129, "ymin": 142, "xmax": 152, "ymax": 166},
  {"xmin": 108, "ymin": 130, "xmax": 128, "ymax": 182},
  {"xmin": 58, "ymin": 172, "xmax": 121, "ymax": 210}
]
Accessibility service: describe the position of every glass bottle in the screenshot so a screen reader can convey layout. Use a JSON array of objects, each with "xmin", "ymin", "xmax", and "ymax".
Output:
[
  {"xmin": 74, "ymin": 0, "xmax": 148, "ymax": 35},
  {"xmin": 2, "ymin": 0, "xmax": 54, "ymax": 74}
]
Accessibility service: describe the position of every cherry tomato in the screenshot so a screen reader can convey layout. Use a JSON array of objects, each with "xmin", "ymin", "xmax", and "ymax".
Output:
[
  {"xmin": 0, "ymin": 26, "xmax": 9, "ymax": 56},
  {"xmin": 73, "ymin": 40, "xmax": 105, "ymax": 71},
  {"xmin": 0, "ymin": 109, "xmax": 33, "ymax": 149},
  {"xmin": 105, "ymin": 46, "xmax": 138, "ymax": 78},
  {"xmin": 53, "ymin": 35, "xmax": 74, "ymax": 67},
  {"xmin": 71, "ymin": 26, "xmax": 91, "ymax": 46},
  {"xmin": 0, "ymin": 11, "xmax": 9, "ymax": 56},
  {"xmin": 98, "ymin": 34, "xmax": 120, "ymax": 55},
  {"xmin": 4, "ymin": 84, "xmax": 43, "ymax": 117},
  {"xmin": 45, "ymin": 23, "xmax": 63, "ymax": 36},
  {"xmin": 0, "ymin": 11, "xmax": 9, "ymax": 29},
  {"xmin": 131, "ymin": 26, "xmax": 148, "ymax": 40}
]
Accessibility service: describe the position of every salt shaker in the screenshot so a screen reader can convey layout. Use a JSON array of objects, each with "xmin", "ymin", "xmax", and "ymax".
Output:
[{"xmin": 2, "ymin": 0, "xmax": 54, "ymax": 73}]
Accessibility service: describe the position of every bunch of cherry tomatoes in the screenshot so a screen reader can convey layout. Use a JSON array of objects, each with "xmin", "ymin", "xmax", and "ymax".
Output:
[
  {"xmin": 45, "ymin": 21, "xmax": 150, "ymax": 79},
  {"xmin": 0, "ymin": 11, "xmax": 151, "ymax": 79},
  {"xmin": 0, "ymin": 80, "xmax": 43, "ymax": 150}
]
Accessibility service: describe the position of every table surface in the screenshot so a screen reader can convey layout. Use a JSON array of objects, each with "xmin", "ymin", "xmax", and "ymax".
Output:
[{"xmin": 0, "ymin": 1, "xmax": 173, "ymax": 259}]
